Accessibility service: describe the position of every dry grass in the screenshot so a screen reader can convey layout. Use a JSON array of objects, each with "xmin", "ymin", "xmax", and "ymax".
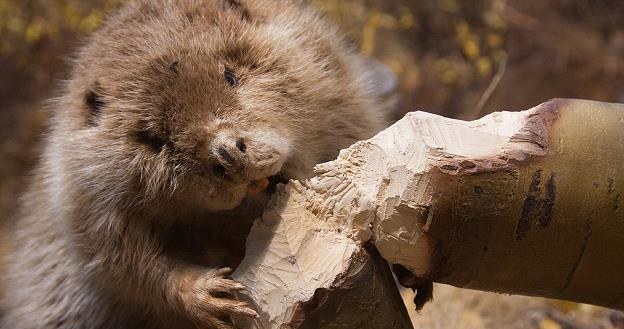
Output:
[{"xmin": 405, "ymin": 285, "xmax": 622, "ymax": 329}]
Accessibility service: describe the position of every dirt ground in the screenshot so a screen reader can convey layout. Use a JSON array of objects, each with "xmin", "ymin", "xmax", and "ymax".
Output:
[{"xmin": 1, "ymin": 1, "xmax": 624, "ymax": 328}]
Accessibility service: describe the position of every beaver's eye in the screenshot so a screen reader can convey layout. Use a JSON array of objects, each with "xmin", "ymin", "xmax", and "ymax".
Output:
[
  {"xmin": 85, "ymin": 90, "xmax": 105, "ymax": 127},
  {"xmin": 224, "ymin": 68, "xmax": 238, "ymax": 87},
  {"xmin": 137, "ymin": 130, "xmax": 168, "ymax": 153},
  {"xmin": 169, "ymin": 60, "xmax": 180, "ymax": 74}
]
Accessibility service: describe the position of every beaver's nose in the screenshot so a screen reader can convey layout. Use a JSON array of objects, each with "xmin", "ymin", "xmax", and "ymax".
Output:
[{"xmin": 211, "ymin": 135, "xmax": 247, "ymax": 176}]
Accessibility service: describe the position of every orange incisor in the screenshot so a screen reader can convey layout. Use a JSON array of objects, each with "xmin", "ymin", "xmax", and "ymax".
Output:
[{"xmin": 246, "ymin": 177, "xmax": 270, "ymax": 196}]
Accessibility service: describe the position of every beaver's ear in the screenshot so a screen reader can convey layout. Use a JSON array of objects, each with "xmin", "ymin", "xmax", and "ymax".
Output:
[
  {"xmin": 85, "ymin": 84, "xmax": 105, "ymax": 127},
  {"xmin": 220, "ymin": 0, "xmax": 251, "ymax": 21}
]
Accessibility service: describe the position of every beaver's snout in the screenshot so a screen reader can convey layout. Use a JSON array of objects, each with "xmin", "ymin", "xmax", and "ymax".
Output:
[
  {"xmin": 210, "ymin": 135, "xmax": 248, "ymax": 177},
  {"xmin": 209, "ymin": 129, "xmax": 290, "ymax": 184}
]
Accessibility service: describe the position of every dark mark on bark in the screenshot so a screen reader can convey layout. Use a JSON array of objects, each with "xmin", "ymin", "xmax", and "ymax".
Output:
[
  {"xmin": 515, "ymin": 170, "xmax": 542, "ymax": 240},
  {"xmin": 562, "ymin": 218, "xmax": 593, "ymax": 291},
  {"xmin": 541, "ymin": 172, "xmax": 556, "ymax": 227},
  {"xmin": 510, "ymin": 130, "xmax": 546, "ymax": 150},
  {"xmin": 515, "ymin": 170, "xmax": 556, "ymax": 240},
  {"xmin": 474, "ymin": 186, "xmax": 483, "ymax": 194},
  {"xmin": 608, "ymin": 178, "xmax": 615, "ymax": 194},
  {"xmin": 608, "ymin": 178, "xmax": 620, "ymax": 212},
  {"xmin": 440, "ymin": 164, "xmax": 458, "ymax": 172},
  {"xmin": 460, "ymin": 160, "xmax": 476, "ymax": 169}
]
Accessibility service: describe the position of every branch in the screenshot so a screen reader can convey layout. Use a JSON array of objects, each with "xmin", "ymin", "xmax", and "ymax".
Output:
[{"xmin": 233, "ymin": 99, "xmax": 624, "ymax": 328}]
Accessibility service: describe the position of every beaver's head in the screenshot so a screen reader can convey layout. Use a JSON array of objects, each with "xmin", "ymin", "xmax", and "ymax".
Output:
[{"xmin": 53, "ymin": 0, "xmax": 382, "ymax": 214}]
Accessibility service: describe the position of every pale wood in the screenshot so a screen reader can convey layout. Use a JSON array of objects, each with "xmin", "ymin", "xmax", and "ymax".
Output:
[{"xmin": 232, "ymin": 99, "xmax": 624, "ymax": 328}]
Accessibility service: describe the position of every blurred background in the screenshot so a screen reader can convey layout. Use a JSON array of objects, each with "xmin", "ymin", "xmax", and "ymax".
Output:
[{"xmin": 1, "ymin": 0, "xmax": 624, "ymax": 328}]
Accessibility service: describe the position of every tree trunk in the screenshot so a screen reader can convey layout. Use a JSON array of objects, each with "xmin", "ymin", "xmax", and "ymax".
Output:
[
  {"xmin": 232, "ymin": 99, "xmax": 624, "ymax": 328},
  {"xmin": 231, "ymin": 186, "xmax": 413, "ymax": 329}
]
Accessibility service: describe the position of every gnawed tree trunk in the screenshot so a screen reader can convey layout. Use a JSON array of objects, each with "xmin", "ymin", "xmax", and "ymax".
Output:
[
  {"xmin": 232, "ymin": 99, "xmax": 624, "ymax": 328},
  {"xmin": 231, "ymin": 189, "xmax": 414, "ymax": 329}
]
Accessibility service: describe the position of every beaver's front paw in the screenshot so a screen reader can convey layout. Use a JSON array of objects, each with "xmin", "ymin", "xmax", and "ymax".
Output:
[{"xmin": 181, "ymin": 267, "xmax": 258, "ymax": 329}]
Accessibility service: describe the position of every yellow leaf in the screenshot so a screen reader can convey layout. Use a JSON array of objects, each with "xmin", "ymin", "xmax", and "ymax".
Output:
[
  {"xmin": 378, "ymin": 14, "xmax": 397, "ymax": 29},
  {"xmin": 24, "ymin": 22, "xmax": 43, "ymax": 43},
  {"xmin": 441, "ymin": 0, "xmax": 459, "ymax": 13},
  {"xmin": 463, "ymin": 39, "xmax": 480, "ymax": 60},
  {"xmin": 361, "ymin": 12, "xmax": 381, "ymax": 56},
  {"xmin": 456, "ymin": 21, "xmax": 470, "ymax": 40},
  {"xmin": 476, "ymin": 57, "xmax": 492, "ymax": 76},
  {"xmin": 399, "ymin": 10, "xmax": 414, "ymax": 29},
  {"xmin": 486, "ymin": 33, "xmax": 503, "ymax": 48},
  {"xmin": 80, "ymin": 11, "xmax": 104, "ymax": 33},
  {"xmin": 440, "ymin": 67, "xmax": 458, "ymax": 85}
]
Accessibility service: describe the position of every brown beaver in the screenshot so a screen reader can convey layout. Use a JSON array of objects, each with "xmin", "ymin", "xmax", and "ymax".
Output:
[{"xmin": 0, "ymin": 0, "xmax": 387, "ymax": 328}]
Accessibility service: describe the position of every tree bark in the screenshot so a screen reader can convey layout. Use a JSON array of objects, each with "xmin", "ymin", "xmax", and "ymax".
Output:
[{"xmin": 232, "ymin": 99, "xmax": 624, "ymax": 328}]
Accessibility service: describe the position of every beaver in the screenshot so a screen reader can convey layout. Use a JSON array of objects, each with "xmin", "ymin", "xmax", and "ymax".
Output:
[{"xmin": 0, "ymin": 0, "xmax": 388, "ymax": 328}]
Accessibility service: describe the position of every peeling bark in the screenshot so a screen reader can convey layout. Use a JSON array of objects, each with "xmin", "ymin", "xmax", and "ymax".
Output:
[{"xmin": 232, "ymin": 99, "xmax": 624, "ymax": 328}]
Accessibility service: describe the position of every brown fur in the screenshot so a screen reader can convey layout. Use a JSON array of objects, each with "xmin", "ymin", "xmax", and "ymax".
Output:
[{"xmin": 0, "ymin": 0, "xmax": 386, "ymax": 328}]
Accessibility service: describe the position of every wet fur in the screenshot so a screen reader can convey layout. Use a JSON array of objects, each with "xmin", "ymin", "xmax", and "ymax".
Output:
[{"xmin": 0, "ymin": 0, "xmax": 385, "ymax": 328}]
